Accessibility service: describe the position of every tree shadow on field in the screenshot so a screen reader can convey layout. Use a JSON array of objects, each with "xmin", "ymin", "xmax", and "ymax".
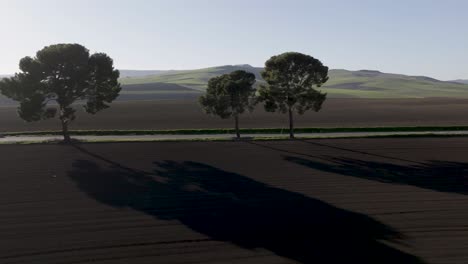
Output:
[
  {"xmin": 296, "ymin": 139, "xmax": 424, "ymax": 165},
  {"xmin": 68, "ymin": 146, "xmax": 424, "ymax": 263},
  {"xmin": 285, "ymin": 156, "xmax": 468, "ymax": 195}
]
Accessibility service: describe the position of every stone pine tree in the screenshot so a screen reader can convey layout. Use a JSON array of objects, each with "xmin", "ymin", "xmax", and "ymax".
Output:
[
  {"xmin": 258, "ymin": 52, "xmax": 329, "ymax": 138},
  {"xmin": 0, "ymin": 44, "xmax": 121, "ymax": 142},
  {"xmin": 199, "ymin": 70, "xmax": 256, "ymax": 139}
]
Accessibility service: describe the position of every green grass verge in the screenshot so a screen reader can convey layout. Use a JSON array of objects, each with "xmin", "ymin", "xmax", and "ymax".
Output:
[{"xmin": 3, "ymin": 126, "xmax": 468, "ymax": 137}]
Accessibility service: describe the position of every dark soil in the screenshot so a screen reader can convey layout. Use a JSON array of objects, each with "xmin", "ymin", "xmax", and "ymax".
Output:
[
  {"xmin": 1, "ymin": 138, "xmax": 467, "ymax": 263},
  {"xmin": 1, "ymin": 98, "xmax": 468, "ymax": 132}
]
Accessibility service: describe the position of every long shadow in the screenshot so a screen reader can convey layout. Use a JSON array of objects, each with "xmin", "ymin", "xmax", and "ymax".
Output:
[
  {"xmin": 245, "ymin": 141, "xmax": 329, "ymax": 161},
  {"xmin": 68, "ymin": 146, "xmax": 424, "ymax": 263},
  {"xmin": 245, "ymin": 140, "xmax": 423, "ymax": 165},
  {"xmin": 297, "ymin": 139, "xmax": 424, "ymax": 165},
  {"xmin": 285, "ymin": 155, "xmax": 468, "ymax": 195}
]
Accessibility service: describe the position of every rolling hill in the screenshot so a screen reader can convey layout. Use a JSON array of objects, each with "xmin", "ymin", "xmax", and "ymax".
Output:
[
  {"xmin": 119, "ymin": 70, "xmax": 169, "ymax": 78},
  {"xmin": 452, "ymin": 79, "xmax": 468, "ymax": 85},
  {"xmin": 120, "ymin": 65, "xmax": 468, "ymax": 98},
  {"xmin": 120, "ymin": 65, "xmax": 264, "ymax": 90},
  {"xmin": 323, "ymin": 69, "xmax": 468, "ymax": 98},
  {"xmin": 2, "ymin": 66, "xmax": 468, "ymax": 102}
]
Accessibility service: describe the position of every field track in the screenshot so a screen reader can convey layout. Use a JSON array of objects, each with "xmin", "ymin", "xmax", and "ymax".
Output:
[
  {"xmin": 1, "ymin": 138, "xmax": 467, "ymax": 263},
  {"xmin": 4, "ymin": 130, "xmax": 468, "ymax": 143},
  {"xmin": 2, "ymin": 98, "xmax": 468, "ymax": 132}
]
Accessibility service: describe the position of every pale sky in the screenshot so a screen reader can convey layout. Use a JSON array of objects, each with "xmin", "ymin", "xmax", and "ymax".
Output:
[{"xmin": 0, "ymin": 0, "xmax": 467, "ymax": 80}]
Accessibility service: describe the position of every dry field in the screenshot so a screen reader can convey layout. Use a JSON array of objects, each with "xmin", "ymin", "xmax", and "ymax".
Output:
[{"xmin": 1, "ymin": 138, "xmax": 467, "ymax": 263}]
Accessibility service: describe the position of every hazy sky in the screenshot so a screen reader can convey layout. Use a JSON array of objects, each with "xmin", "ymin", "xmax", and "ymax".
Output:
[{"xmin": 0, "ymin": 0, "xmax": 467, "ymax": 80}]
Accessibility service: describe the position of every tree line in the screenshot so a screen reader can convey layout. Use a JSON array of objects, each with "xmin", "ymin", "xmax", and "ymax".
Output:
[{"xmin": 0, "ymin": 44, "xmax": 329, "ymax": 142}]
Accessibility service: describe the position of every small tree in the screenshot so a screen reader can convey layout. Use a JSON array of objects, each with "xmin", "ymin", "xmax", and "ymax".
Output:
[
  {"xmin": 258, "ymin": 52, "xmax": 328, "ymax": 138},
  {"xmin": 199, "ymin": 70, "xmax": 256, "ymax": 139},
  {"xmin": 0, "ymin": 44, "xmax": 121, "ymax": 142}
]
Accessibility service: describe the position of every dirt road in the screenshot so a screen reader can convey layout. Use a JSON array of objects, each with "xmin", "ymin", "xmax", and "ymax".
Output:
[{"xmin": 2, "ymin": 130, "xmax": 468, "ymax": 143}]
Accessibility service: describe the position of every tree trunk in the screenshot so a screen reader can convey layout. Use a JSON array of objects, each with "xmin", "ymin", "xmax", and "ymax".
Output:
[
  {"xmin": 60, "ymin": 117, "xmax": 71, "ymax": 143},
  {"xmin": 288, "ymin": 107, "xmax": 294, "ymax": 139},
  {"xmin": 234, "ymin": 115, "xmax": 240, "ymax": 139}
]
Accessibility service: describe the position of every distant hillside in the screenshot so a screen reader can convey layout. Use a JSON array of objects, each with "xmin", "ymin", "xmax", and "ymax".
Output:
[
  {"xmin": 323, "ymin": 69, "xmax": 468, "ymax": 98},
  {"xmin": 2, "ymin": 67, "xmax": 468, "ymax": 101},
  {"xmin": 120, "ymin": 65, "xmax": 264, "ymax": 90},
  {"xmin": 120, "ymin": 70, "xmax": 171, "ymax": 78},
  {"xmin": 119, "ymin": 65, "xmax": 468, "ymax": 98},
  {"xmin": 122, "ymin": 82, "xmax": 198, "ymax": 92},
  {"xmin": 119, "ymin": 82, "xmax": 201, "ymax": 101},
  {"xmin": 451, "ymin": 79, "xmax": 468, "ymax": 85}
]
